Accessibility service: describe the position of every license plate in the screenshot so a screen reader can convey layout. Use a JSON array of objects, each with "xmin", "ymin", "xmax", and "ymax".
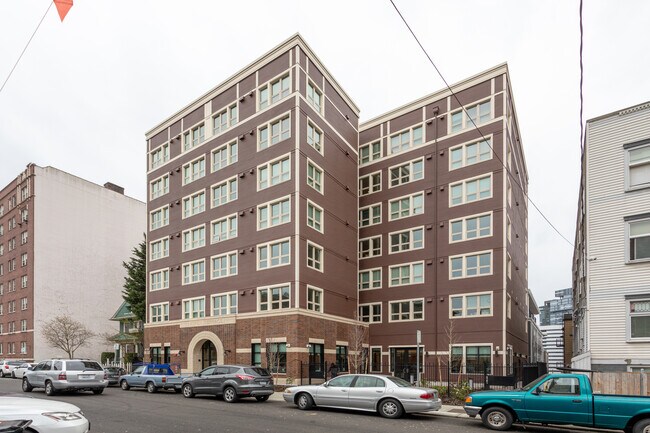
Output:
[
  {"xmin": 79, "ymin": 374, "xmax": 93, "ymax": 380},
  {"xmin": 259, "ymin": 381, "xmax": 267, "ymax": 385}
]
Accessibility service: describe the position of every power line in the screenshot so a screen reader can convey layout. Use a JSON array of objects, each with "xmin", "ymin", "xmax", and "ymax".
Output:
[
  {"xmin": 388, "ymin": 0, "xmax": 574, "ymax": 248},
  {"xmin": 0, "ymin": 2, "xmax": 53, "ymax": 96}
]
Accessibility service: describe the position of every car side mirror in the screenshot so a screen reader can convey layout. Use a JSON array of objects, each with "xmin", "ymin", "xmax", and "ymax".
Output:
[{"xmin": 323, "ymin": 381, "xmax": 329, "ymax": 387}]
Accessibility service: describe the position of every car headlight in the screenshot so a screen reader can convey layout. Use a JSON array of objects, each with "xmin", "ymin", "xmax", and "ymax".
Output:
[
  {"xmin": 465, "ymin": 396, "xmax": 472, "ymax": 404},
  {"xmin": 284, "ymin": 388, "xmax": 292, "ymax": 394},
  {"xmin": 43, "ymin": 412, "xmax": 82, "ymax": 421}
]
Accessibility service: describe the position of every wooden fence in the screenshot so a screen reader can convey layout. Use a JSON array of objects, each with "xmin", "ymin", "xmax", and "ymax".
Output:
[{"xmin": 591, "ymin": 372, "xmax": 649, "ymax": 396}]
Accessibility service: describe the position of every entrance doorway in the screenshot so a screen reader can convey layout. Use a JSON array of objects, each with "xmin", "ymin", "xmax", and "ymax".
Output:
[
  {"xmin": 309, "ymin": 343, "xmax": 325, "ymax": 379},
  {"xmin": 391, "ymin": 347, "xmax": 418, "ymax": 382},
  {"xmin": 201, "ymin": 340, "xmax": 217, "ymax": 369}
]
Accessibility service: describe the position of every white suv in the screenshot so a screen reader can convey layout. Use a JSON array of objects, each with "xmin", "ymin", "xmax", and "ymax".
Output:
[{"xmin": 23, "ymin": 359, "xmax": 107, "ymax": 395}]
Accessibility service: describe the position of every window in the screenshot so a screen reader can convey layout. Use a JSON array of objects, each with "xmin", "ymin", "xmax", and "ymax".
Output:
[
  {"xmin": 359, "ymin": 141, "xmax": 381, "ymax": 165},
  {"xmin": 182, "ymin": 260, "xmax": 205, "ymax": 284},
  {"xmin": 258, "ymin": 239, "xmax": 290, "ymax": 269},
  {"xmin": 21, "ymin": 319, "xmax": 27, "ymax": 331},
  {"xmin": 150, "ymin": 238, "xmax": 170, "ymax": 261},
  {"xmin": 306, "ymin": 201, "xmax": 323, "ymax": 232},
  {"xmin": 306, "ymin": 81, "xmax": 322, "ymax": 112},
  {"xmin": 259, "ymin": 115, "xmax": 291, "ymax": 150},
  {"xmin": 389, "ymin": 262, "xmax": 424, "ymax": 286},
  {"xmin": 211, "ymin": 214, "xmax": 237, "ymax": 243},
  {"xmin": 150, "ymin": 143, "xmax": 170, "ymax": 170},
  {"xmin": 359, "ymin": 236, "xmax": 381, "ymax": 259},
  {"xmin": 0, "ymin": 224, "xmax": 3, "ymax": 236},
  {"xmin": 150, "ymin": 269, "xmax": 169, "ymax": 291},
  {"xmin": 389, "ymin": 227, "xmax": 424, "ymax": 253},
  {"xmin": 182, "ymin": 225, "xmax": 205, "ymax": 251},
  {"xmin": 507, "ymin": 180, "xmax": 512, "ymax": 207},
  {"xmin": 183, "ymin": 190, "xmax": 206, "ymax": 218},
  {"xmin": 183, "ymin": 297, "xmax": 205, "ymax": 319},
  {"xmin": 258, "ymin": 197, "xmax": 291, "ymax": 229},
  {"xmin": 251, "ymin": 343, "xmax": 262, "ymax": 367},
  {"xmin": 307, "ymin": 122, "xmax": 323, "ymax": 153},
  {"xmin": 213, "ymin": 104, "xmax": 238, "ymax": 135},
  {"xmin": 451, "ymin": 346, "xmax": 491, "ymax": 373},
  {"xmin": 359, "ymin": 172, "xmax": 381, "ymax": 196},
  {"xmin": 259, "ymin": 75, "xmax": 290, "ymax": 110},
  {"xmin": 20, "ymin": 231, "xmax": 27, "ymax": 245},
  {"xmin": 507, "ymin": 293, "xmax": 512, "ymax": 318},
  {"xmin": 507, "ymin": 255, "xmax": 512, "ymax": 280},
  {"xmin": 307, "ymin": 286, "xmax": 323, "ymax": 312},
  {"xmin": 371, "ymin": 347, "xmax": 382, "ymax": 372},
  {"xmin": 266, "ymin": 342, "xmax": 287, "ymax": 373},
  {"xmin": 20, "ymin": 275, "xmax": 27, "ymax": 289},
  {"xmin": 450, "ymin": 100, "xmax": 492, "ymax": 133},
  {"xmin": 389, "ymin": 192, "xmax": 423, "ymax": 220},
  {"xmin": 307, "ymin": 242, "xmax": 323, "ymax": 271},
  {"xmin": 389, "ymin": 126, "xmax": 423, "ymax": 154},
  {"xmin": 183, "ymin": 124, "xmax": 205, "ymax": 151},
  {"xmin": 389, "ymin": 299, "xmax": 424, "ymax": 321},
  {"xmin": 9, "ymin": 259, "xmax": 15, "ymax": 272},
  {"xmin": 539, "ymin": 377, "xmax": 580, "ymax": 395},
  {"xmin": 211, "ymin": 251, "xmax": 237, "ymax": 279},
  {"xmin": 627, "ymin": 142, "xmax": 650, "ymax": 189},
  {"xmin": 307, "ymin": 160, "xmax": 323, "ymax": 193},
  {"xmin": 450, "ymin": 174, "xmax": 492, "ymax": 206},
  {"xmin": 150, "ymin": 175, "xmax": 169, "ymax": 199},
  {"xmin": 258, "ymin": 156, "xmax": 291, "ymax": 189},
  {"xmin": 628, "ymin": 298, "xmax": 650, "ymax": 340},
  {"xmin": 20, "ymin": 342, "xmax": 26, "ymax": 354},
  {"xmin": 21, "ymin": 298, "xmax": 27, "ymax": 310},
  {"xmin": 358, "ymin": 268, "xmax": 381, "ymax": 290},
  {"xmin": 450, "ymin": 293, "xmax": 492, "ymax": 317},
  {"xmin": 212, "ymin": 292, "xmax": 237, "ymax": 316},
  {"xmin": 359, "ymin": 204, "xmax": 381, "ymax": 227},
  {"xmin": 211, "ymin": 178, "xmax": 237, "ymax": 207},
  {"xmin": 389, "ymin": 159, "xmax": 424, "ymax": 187},
  {"xmin": 336, "ymin": 346, "xmax": 348, "ymax": 371},
  {"xmin": 150, "ymin": 206, "xmax": 169, "ymax": 230},
  {"xmin": 359, "ymin": 303, "xmax": 381, "ymax": 323},
  {"xmin": 450, "ymin": 138, "xmax": 492, "ymax": 170},
  {"xmin": 258, "ymin": 285, "xmax": 290, "ymax": 311},
  {"xmin": 20, "ymin": 209, "xmax": 28, "ymax": 223},
  {"xmin": 450, "ymin": 251, "xmax": 492, "ymax": 279},
  {"xmin": 212, "ymin": 140, "xmax": 238, "ymax": 172},
  {"xmin": 183, "ymin": 157, "xmax": 205, "ymax": 185},
  {"xmin": 21, "ymin": 253, "xmax": 27, "ymax": 267},
  {"xmin": 628, "ymin": 217, "xmax": 650, "ymax": 262},
  {"xmin": 150, "ymin": 303, "xmax": 169, "ymax": 323},
  {"xmin": 450, "ymin": 213, "xmax": 492, "ymax": 242},
  {"xmin": 507, "ymin": 217, "xmax": 512, "ymax": 243}
]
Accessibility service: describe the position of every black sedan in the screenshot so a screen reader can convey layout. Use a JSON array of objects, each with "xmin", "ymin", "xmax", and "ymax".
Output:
[{"xmin": 181, "ymin": 365, "xmax": 274, "ymax": 402}]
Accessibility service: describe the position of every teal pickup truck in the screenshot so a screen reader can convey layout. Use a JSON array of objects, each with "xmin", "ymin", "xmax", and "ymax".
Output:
[{"xmin": 464, "ymin": 373, "xmax": 650, "ymax": 432}]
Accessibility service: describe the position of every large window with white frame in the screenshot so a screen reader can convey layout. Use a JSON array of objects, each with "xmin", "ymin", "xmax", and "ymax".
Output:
[
  {"xmin": 359, "ymin": 141, "xmax": 381, "ymax": 165},
  {"xmin": 150, "ymin": 174, "xmax": 169, "ymax": 199},
  {"xmin": 450, "ymin": 251, "xmax": 492, "ymax": 279},
  {"xmin": 213, "ymin": 104, "xmax": 238, "ymax": 135},
  {"xmin": 450, "ymin": 213, "xmax": 492, "ymax": 243},
  {"xmin": 450, "ymin": 292, "xmax": 492, "ymax": 318},
  {"xmin": 389, "ymin": 227, "xmax": 424, "ymax": 253},
  {"xmin": 628, "ymin": 299, "xmax": 650, "ymax": 340},
  {"xmin": 259, "ymin": 74, "xmax": 290, "ymax": 110},
  {"xmin": 450, "ymin": 99, "xmax": 492, "ymax": 133},
  {"xmin": 451, "ymin": 345, "xmax": 491, "ymax": 373},
  {"xmin": 182, "ymin": 225, "xmax": 206, "ymax": 251},
  {"xmin": 258, "ymin": 284, "xmax": 290, "ymax": 311},
  {"xmin": 359, "ymin": 268, "xmax": 381, "ymax": 290},
  {"xmin": 389, "ymin": 299, "xmax": 424, "ymax": 321},
  {"xmin": 307, "ymin": 241, "xmax": 324, "ymax": 271},
  {"xmin": 258, "ymin": 155, "xmax": 291, "ymax": 190},
  {"xmin": 627, "ymin": 216, "xmax": 650, "ymax": 262},
  {"xmin": 211, "ymin": 177, "xmax": 237, "ymax": 207},
  {"xmin": 183, "ymin": 124, "xmax": 205, "ymax": 151},
  {"xmin": 150, "ymin": 206, "xmax": 169, "ymax": 230},
  {"xmin": 389, "ymin": 158, "xmax": 424, "ymax": 187},
  {"xmin": 307, "ymin": 201, "xmax": 323, "ymax": 232},
  {"xmin": 212, "ymin": 140, "xmax": 238, "ymax": 172},
  {"xmin": 150, "ymin": 238, "xmax": 169, "ymax": 261},
  {"xmin": 150, "ymin": 143, "xmax": 170, "ymax": 170},
  {"xmin": 211, "ymin": 251, "xmax": 237, "ymax": 279},
  {"xmin": 359, "ymin": 172, "xmax": 381, "ymax": 196},
  {"xmin": 389, "ymin": 261, "xmax": 424, "ymax": 287},
  {"xmin": 359, "ymin": 203, "xmax": 381, "ymax": 227},
  {"xmin": 389, "ymin": 125, "xmax": 423, "ymax": 154},
  {"xmin": 450, "ymin": 138, "xmax": 492, "ymax": 170},
  {"xmin": 150, "ymin": 303, "xmax": 169, "ymax": 323},
  {"xmin": 626, "ymin": 141, "xmax": 650, "ymax": 190},
  {"xmin": 259, "ymin": 115, "xmax": 291, "ymax": 150},
  {"xmin": 359, "ymin": 303, "xmax": 381, "ymax": 323},
  {"xmin": 307, "ymin": 286, "xmax": 323, "ymax": 312},
  {"xmin": 150, "ymin": 269, "xmax": 169, "ymax": 291},
  {"xmin": 183, "ymin": 156, "xmax": 206, "ymax": 185},
  {"xmin": 306, "ymin": 81, "xmax": 322, "ymax": 113},
  {"xmin": 307, "ymin": 122, "xmax": 323, "ymax": 154},
  {"xmin": 389, "ymin": 192, "xmax": 424, "ymax": 221},
  {"xmin": 182, "ymin": 259, "xmax": 205, "ymax": 285},
  {"xmin": 257, "ymin": 239, "xmax": 290, "ymax": 269},
  {"xmin": 307, "ymin": 160, "xmax": 323, "ymax": 193},
  {"xmin": 449, "ymin": 174, "xmax": 492, "ymax": 206},
  {"xmin": 359, "ymin": 236, "xmax": 381, "ymax": 259},
  {"xmin": 183, "ymin": 297, "xmax": 205, "ymax": 319},
  {"xmin": 211, "ymin": 214, "xmax": 237, "ymax": 243},
  {"xmin": 183, "ymin": 190, "xmax": 206, "ymax": 218},
  {"xmin": 258, "ymin": 197, "xmax": 291, "ymax": 229},
  {"xmin": 212, "ymin": 292, "xmax": 237, "ymax": 316}
]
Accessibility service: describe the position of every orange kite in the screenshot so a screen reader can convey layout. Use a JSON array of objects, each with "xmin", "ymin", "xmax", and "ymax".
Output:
[{"xmin": 53, "ymin": 0, "xmax": 73, "ymax": 22}]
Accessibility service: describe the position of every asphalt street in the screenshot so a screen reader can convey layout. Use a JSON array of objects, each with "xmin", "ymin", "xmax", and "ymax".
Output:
[{"xmin": 0, "ymin": 377, "xmax": 604, "ymax": 433}]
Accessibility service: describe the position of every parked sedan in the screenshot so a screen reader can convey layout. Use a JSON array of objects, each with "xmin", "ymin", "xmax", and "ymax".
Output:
[
  {"xmin": 181, "ymin": 365, "xmax": 274, "ymax": 402},
  {"xmin": 0, "ymin": 360, "xmax": 26, "ymax": 378},
  {"xmin": 283, "ymin": 374, "xmax": 442, "ymax": 419},
  {"xmin": 0, "ymin": 394, "xmax": 90, "ymax": 433},
  {"xmin": 12, "ymin": 363, "xmax": 37, "ymax": 380},
  {"xmin": 104, "ymin": 367, "xmax": 126, "ymax": 386}
]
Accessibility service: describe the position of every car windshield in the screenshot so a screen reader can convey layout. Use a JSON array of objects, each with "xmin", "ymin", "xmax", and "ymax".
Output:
[
  {"xmin": 521, "ymin": 374, "xmax": 549, "ymax": 391},
  {"xmin": 67, "ymin": 361, "xmax": 103, "ymax": 371},
  {"xmin": 385, "ymin": 376, "xmax": 413, "ymax": 387},
  {"xmin": 244, "ymin": 367, "xmax": 270, "ymax": 376},
  {"xmin": 8, "ymin": 361, "xmax": 23, "ymax": 366}
]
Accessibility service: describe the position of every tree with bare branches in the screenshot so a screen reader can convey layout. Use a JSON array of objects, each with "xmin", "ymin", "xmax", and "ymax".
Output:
[
  {"xmin": 347, "ymin": 318, "xmax": 369, "ymax": 374},
  {"xmin": 42, "ymin": 315, "xmax": 95, "ymax": 359}
]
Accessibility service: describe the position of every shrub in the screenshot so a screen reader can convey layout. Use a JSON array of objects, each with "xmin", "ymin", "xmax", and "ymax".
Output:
[{"xmin": 100, "ymin": 352, "xmax": 114, "ymax": 364}]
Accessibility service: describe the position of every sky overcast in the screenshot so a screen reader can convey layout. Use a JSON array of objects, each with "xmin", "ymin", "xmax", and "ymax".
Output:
[{"xmin": 1, "ymin": 1, "xmax": 649, "ymax": 306}]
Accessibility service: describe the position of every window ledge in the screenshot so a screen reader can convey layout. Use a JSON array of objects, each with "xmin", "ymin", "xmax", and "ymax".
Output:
[{"xmin": 626, "ymin": 258, "xmax": 650, "ymax": 265}]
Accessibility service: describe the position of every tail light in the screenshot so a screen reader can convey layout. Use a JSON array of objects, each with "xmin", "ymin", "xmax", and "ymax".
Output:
[
  {"xmin": 162, "ymin": 376, "xmax": 167, "ymax": 383},
  {"xmin": 419, "ymin": 392, "xmax": 434, "ymax": 399},
  {"xmin": 3, "ymin": 366, "xmax": 8, "ymax": 369},
  {"xmin": 58, "ymin": 372, "xmax": 67, "ymax": 380},
  {"xmin": 235, "ymin": 374, "xmax": 254, "ymax": 381},
  {"xmin": 104, "ymin": 372, "xmax": 108, "ymax": 380}
]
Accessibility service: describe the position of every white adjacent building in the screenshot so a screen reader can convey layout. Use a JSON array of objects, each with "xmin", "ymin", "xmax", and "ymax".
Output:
[{"xmin": 573, "ymin": 102, "xmax": 650, "ymax": 372}]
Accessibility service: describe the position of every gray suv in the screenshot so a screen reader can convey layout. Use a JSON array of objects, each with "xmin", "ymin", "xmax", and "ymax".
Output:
[
  {"xmin": 22, "ymin": 359, "xmax": 107, "ymax": 395},
  {"xmin": 181, "ymin": 365, "xmax": 274, "ymax": 402}
]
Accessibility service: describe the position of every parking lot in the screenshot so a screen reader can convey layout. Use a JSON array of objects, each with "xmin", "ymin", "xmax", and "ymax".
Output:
[{"xmin": 1, "ymin": 377, "xmax": 598, "ymax": 433}]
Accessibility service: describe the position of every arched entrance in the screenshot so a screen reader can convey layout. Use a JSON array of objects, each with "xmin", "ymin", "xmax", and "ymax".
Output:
[{"xmin": 186, "ymin": 331, "xmax": 225, "ymax": 373}]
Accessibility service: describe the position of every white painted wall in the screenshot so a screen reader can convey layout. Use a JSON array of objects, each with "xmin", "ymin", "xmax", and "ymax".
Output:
[
  {"xmin": 32, "ymin": 166, "xmax": 145, "ymax": 361},
  {"xmin": 541, "ymin": 325, "xmax": 564, "ymax": 370}
]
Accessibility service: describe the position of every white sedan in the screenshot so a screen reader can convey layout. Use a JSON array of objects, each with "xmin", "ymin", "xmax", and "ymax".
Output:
[
  {"xmin": 12, "ymin": 362, "xmax": 37, "ymax": 379},
  {"xmin": 0, "ymin": 396, "xmax": 90, "ymax": 433}
]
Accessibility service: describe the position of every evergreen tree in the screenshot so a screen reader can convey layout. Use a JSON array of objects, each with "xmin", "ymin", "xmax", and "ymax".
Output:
[{"xmin": 122, "ymin": 236, "xmax": 146, "ymax": 322}]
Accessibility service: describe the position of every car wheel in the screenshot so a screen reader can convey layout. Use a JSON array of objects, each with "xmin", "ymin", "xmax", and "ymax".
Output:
[
  {"xmin": 182, "ymin": 384, "xmax": 195, "ymax": 398},
  {"xmin": 146, "ymin": 382, "xmax": 157, "ymax": 393},
  {"xmin": 481, "ymin": 407, "xmax": 514, "ymax": 431},
  {"xmin": 296, "ymin": 393, "xmax": 314, "ymax": 410},
  {"xmin": 92, "ymin": 388, "xmax": 104, "ymax": 395},
  {"xmin": 22, "ymin": 378, "xmax": 33, "ymax": 392},
  {"xmin": 11, "ymin": 371, "xmax": 16, "ymax": 379},
  {"xmin": 45, "ymin": 381, "xmax": 56, "ymax": 396},
  {"xmin": 120, "ymin": 380, "xmax": 130, "ymax": 390},
  {"xmin": 223, "ymin": 386, "xmax": 238, "ymax": 403},
  {"xmin": 378, "ymin": 398, "xmax": 404, "ymax": 419},
  {"xmin": 633, "ymin": 418, "xmax": 650, "ymax": 433},
  {"xmin": 255, "ymin": 395, "xmax": 270, "ymax": 402}
]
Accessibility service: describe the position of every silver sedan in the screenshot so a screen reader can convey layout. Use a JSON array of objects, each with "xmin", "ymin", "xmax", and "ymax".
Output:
[{"xmin": 283, "ymin": 374, "xmax": 441, "ymax": 418}]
